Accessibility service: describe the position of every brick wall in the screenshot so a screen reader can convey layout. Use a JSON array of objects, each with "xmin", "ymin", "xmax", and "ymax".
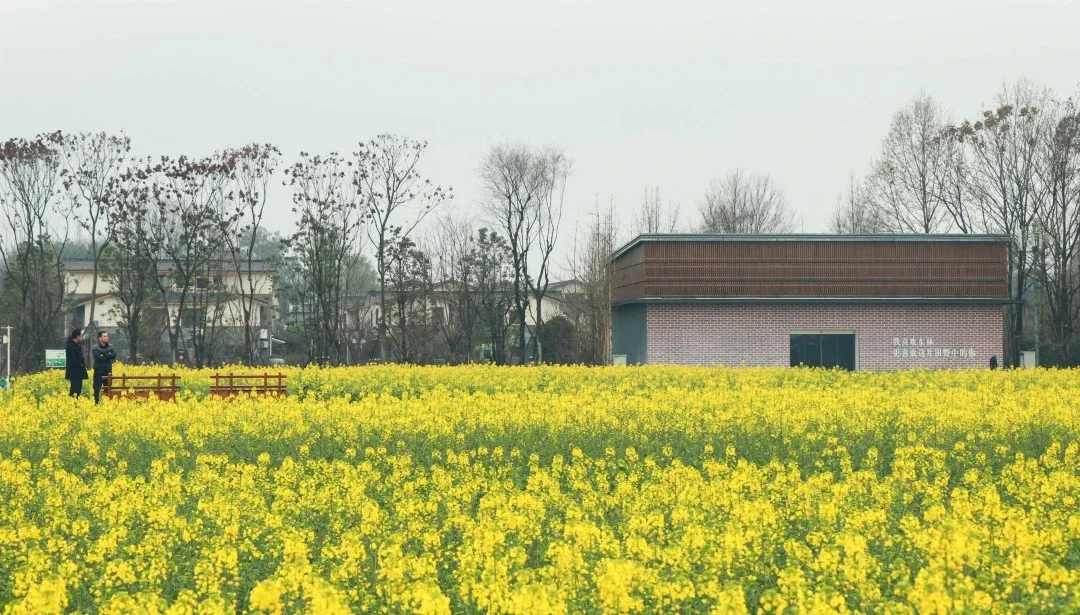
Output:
[{"xmin": 645, "ymin": 303, "xmax": 1004, "ymax": 370}]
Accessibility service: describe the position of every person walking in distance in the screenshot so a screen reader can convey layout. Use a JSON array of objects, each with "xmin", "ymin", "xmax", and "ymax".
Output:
[
  {"xmin": 65, "ymin": 328, "xmax": 88, "ymax": 397},
  {"xmin": 91, "ymin": 330, "xmax": 117, "ymax": 404}
]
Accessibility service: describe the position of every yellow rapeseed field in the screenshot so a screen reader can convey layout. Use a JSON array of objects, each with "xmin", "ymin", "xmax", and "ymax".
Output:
[{"xmin": 1, "ymin": 365, "xmax": 1079, "ymax": 614}]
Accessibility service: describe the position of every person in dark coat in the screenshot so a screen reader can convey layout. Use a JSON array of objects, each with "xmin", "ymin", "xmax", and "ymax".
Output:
[
  {"xmin": 65, "ymin": 328, "xmax": 88, "ymax": 397},
  {"xmin": 91, "ymin": 330, "xmax": 117, "ymax": 404}
]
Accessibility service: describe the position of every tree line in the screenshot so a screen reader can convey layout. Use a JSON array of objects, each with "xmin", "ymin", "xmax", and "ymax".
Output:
[
  {"xmin": 829, "ymin": 80, "xmax": 1080, "ymax": 367},
  {"xmin": 609, "ymin": 79, "xmax": 1080, "ymax": 367},
  {"xmin": 3, "ymin": 77, "xmax": 1076, "ymax": 371},
  {"xmin": 0, "ymin": 134, "xmax": 619, "ymax": 372}
]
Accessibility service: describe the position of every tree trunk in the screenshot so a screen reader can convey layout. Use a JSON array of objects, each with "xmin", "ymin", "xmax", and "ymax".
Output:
[
  {"xmin": 85, "ymin": 237, "xmax": 100, "ymax": 364},
  {"xmin": 128, "ymin": 324, "xmax": 139, "ymax": 363},
  {"xmin": 533, "ymin": 295, "xmax": 544, "ymax": 364},
  {"xmin": 379, "ymin": 264, "xmax": 387, "ymax": 362}
]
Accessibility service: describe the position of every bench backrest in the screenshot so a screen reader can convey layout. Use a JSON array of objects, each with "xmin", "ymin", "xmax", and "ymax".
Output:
[
  {"xmin": 103, "ymin": 374, "xmax": 180, "ymax": 401},
  {"xmin": 209, "ymin": 373, "xmax": 287, "ymax": 397}
]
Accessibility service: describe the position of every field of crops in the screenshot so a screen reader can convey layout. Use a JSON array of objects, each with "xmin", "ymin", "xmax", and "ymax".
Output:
[{"xmin": 1, "ymin": 365, "xmax": 1079, "ymax": 614}]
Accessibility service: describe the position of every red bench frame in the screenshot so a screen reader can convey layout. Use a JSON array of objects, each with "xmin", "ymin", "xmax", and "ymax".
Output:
[
  {"xmin": 103, "ymin": 374, "xmax": 179, "ymax": 401},
  {"xmin": 210, "ymin": 373, "xmax": 287, "ymax": 397}
]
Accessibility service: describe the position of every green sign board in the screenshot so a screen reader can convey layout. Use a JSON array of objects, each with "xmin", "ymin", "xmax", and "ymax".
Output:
[
  {"xmin": 0, "ymin": 376, "xmax": 8, "ymax": 391},
  {"xmin": 45, "ymin": 349, "xmax": 65, "ymax": 369}
]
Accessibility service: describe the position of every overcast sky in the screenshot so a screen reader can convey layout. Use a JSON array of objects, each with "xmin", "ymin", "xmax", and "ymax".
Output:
[{"xmin": 2, "ymin": 0, "xmax": 1079, "ymax": 266}]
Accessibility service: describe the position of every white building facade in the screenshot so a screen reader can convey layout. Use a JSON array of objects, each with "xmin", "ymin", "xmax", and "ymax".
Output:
[{"xmin": 64, "ymin": 259, "xmax": 275, "ymax": 332}]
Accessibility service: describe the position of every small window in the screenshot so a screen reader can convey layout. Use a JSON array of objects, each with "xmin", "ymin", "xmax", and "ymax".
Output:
[
  {"xmin": 432, "ymin": 307, "xmax": 446, "ymax": 325},
  {"xmin": 790, "ymin": 333, "xmax": 856, "ymax": 370},
  {"xmin": 195, "ymin": 277, "xmax": 208, "ymax": 290}
]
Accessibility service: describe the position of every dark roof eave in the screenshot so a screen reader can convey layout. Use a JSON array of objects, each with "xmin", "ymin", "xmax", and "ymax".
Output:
[
  {"xmin": 612, "ymin": 296, "xmax": 1019, "ymax": 307},
  {"xmin": 611, "ymin": 233, "xmax": 1013, "ymax": 261}
]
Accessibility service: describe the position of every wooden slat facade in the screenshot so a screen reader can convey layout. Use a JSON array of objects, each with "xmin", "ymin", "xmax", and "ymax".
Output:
[{"xmin": 611, "ymin": 237, "xmax": 1009, "ymax": 304}]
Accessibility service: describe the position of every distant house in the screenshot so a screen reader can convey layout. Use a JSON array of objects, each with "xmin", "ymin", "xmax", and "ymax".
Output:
[
  {"xmin": 355, "ymin": 278, "xmax": 584, "ymax": 363},
  {"xmin": 63, "ymin": 259, "xmax": 276, "ymax": 332},
  {"xmin": 360, "ymin": 279, "xmax": 582, "ymax": 330},
  {"xmin": 534, "ymin": 280, "xmax": 583, "ymax": 325}
]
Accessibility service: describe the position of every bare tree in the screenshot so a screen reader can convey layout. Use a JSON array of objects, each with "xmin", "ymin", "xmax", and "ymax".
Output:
[
  {"xmin": 526, "ymin": 148, "xmax": 570, "ymax": 363},
  {"xmin": 358, "ymin": 135, "xmax": 450, "ymax": 363},
  {"xmin": 480, "ymin": 144, "xmax": 544, "ymax": 362},
  {"xmin": 0, "ymin": 134, "xmax": 69, "ymax": 372},
  {"xmin": 698, "ymin": 170, "xmax": 797, "ymax": 234},
  {"xmin": 479, "ymin": 144, "xmax": 571, "ymax": 363},
  {"xmin": 869, "ymin": 93, "xmax": 954, "ymax": 233},
  {"xmin": 567, "ymin": 197, "xmax": 618, "ymax": 365},
  {"xmin": 938, "ymin": 127, "xmax": 978, "ymax": 233},
  {"xmin": 186, "ymin": 251, "xmax": 237, "ymax": 367},
  {"xmin": 222, "ymin": 144, "xmax": 281, "ymax": 364},
  {"xmin": 106, "ymin": 166, "xmax": 166, "ymax": 362},
  {"xmin": 284, "ymin": 152, "xmax": 366, "ymax": 365},
  {"xmin": 957, "ymin": 80, "xmax": 1053, "ymax": 365},
  {"xmin": 112, "ymin": 153, "xmax": 240, "ymax": 365},
  {"xmin": 100, "ymin": 241, "xmax": 161, "ymax": 363},
  {"xmin": 829, "ymin": 172, "xmax": 884, "ymax": 233},
  {"xmin": 1032, "ymin": 95, "xmax": 1080, "ymax": 364},
  {"xmin": 632, "ymin": 186, "xmax": 680, "ymax": 235},
  {"xmin": 430, "ymin": 212, "xmax": 477, "ymax": 363},
  {"xmin": 57, "ymin": 132, "xmax": 130, "ymax": 357}
]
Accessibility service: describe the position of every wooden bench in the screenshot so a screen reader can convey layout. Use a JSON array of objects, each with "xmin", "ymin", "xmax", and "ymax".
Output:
[
  {"xmin": 210, "ymin": 373, "xmax": 287, "ymax": 398},
  {"xmin": 103, "ymin": 374, "xmax": 179, "ymax": 401}
]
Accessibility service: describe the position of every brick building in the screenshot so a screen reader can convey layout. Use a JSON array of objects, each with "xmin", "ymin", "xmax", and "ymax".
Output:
[{"xmin": 610, "ymin": 234, "xmax": 1012, "ymax": 370}]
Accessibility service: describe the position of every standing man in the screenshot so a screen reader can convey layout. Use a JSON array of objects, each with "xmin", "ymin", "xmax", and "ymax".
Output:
[
  {"xmin": 91, "ymin": 330, "xmax": 117, "ymax": 404},
  {"xmin": 65, "ymin": 328, "xmax": 88, "ymax": 397}
]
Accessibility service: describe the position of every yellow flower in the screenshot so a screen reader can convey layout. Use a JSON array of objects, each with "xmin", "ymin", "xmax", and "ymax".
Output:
[{"xmin": 3, "ymin": 364, "xmax": 1080, "ymax": 612}]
